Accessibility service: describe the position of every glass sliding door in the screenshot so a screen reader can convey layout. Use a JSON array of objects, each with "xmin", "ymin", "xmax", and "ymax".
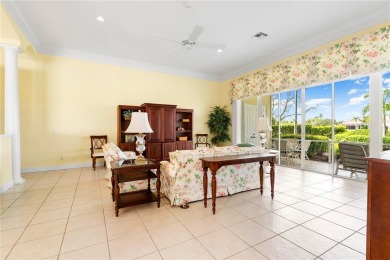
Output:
[
  {"xmin": 303, "ymin": 83, "xmax": 333, "ymax": 174},
  {"xmin": 273, "ymin": 89, "xmax": 301, "ymax": 168},
  {"xmin": 334, "ymin": 76, "xmax": 370, "ymax": 179},
  {"xmin": 383, "ymin": 71, "xmax": 390, "ymax": 151},
  {"xmin": 271, "ymin": 93, "xmax": 281, "ymax": 163}
]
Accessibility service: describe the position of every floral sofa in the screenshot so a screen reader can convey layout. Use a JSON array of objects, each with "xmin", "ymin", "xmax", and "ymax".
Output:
[
  {"xmin": 102, "ymin": 142, "xmax": 156, "ymax": 193},
  {"xmin": 160, "ymin": 145, "xmax": 267, "ymax": 206}
]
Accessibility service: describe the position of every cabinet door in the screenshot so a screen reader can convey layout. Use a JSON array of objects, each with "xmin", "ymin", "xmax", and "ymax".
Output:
[
  {"xmin": 163, "ymin": 108, "xmax": 176, "ymax": 142},
  {"xmin": 162, "ymin": 142, "xmax": 176, "ymax": 160},
  {"xmin": 176, "ymin": 142, "xmax": 184, "ymax": 150},
  {"xmin": 367, "ymin": 160, "xmax": 390, "ymax": 259},
  {"xmin": 144, "ymin": 107, "xmax": 162, "ymax": 142},
  {"xmin": 146, "ymin": 143, "xmax": 162, "ymax": 161},
  {"xmin": 176, "ymin": 141, "xmax": 193, "ymax": 151},
  {"xmin": 119, "ymin": 143, "xmax": 136, "ymax": 152},
  {"xmin": 184, "ymin": 141, "xmax": 193, "ymax": 150}
]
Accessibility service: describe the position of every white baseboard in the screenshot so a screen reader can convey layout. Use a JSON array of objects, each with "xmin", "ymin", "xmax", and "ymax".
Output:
[
  {"xmin": 21, "ymin": 161, "xmax": 104, "ymax": 174},
  {"xmin": 1, "ymin": 180, "xmax": 14, "ymax": 193}
]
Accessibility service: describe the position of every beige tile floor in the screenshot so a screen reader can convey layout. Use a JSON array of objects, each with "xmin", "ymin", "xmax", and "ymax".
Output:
[{"xmin": 0, "ymin": 166, "xmax": 367, "ymax": 259}]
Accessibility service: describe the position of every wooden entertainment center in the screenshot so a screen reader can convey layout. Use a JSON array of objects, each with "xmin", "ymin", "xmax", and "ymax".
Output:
[{"xmin": 117, "ymin": 103, "xmax": 193, "ymax": 161}]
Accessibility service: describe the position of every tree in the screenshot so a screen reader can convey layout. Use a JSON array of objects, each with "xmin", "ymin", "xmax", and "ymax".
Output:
[
  {"xmin": 306, "ymin": 115, "xmax": 333, "ymax": 126},
  {"xmin": 272, "ymin": 91, "xmax": 317, "ymax": 131}
]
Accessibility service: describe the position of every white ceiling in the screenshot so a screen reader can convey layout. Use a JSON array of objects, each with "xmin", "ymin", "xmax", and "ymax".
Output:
[{"xmin": 3, "ymin": 1, "xmax": 389, "ymax": 81}]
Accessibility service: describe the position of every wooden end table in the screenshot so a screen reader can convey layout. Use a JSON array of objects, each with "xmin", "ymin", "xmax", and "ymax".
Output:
[
  {"xmin": 110, "ymin": 159, "xmax": 161, "ymax": 217},
  {"xmin": 200, "ymin": 153, "xmax": 277, "ymax": 214}
]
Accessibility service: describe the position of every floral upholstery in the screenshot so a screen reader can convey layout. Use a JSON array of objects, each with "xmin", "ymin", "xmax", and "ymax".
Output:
[
  {"xmin": 160, "ymin": 145, "xmax": 267, "ymax": 206},
  {"xmin": 102, "ymin": 142, "xmax": 156, "ymax": 193}
]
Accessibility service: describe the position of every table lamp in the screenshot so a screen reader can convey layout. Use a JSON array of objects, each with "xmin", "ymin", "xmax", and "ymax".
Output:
[
  {"xmin": 125, "ymin": 111, "xmax": 153, "ymax": 164},
  {"xmin": 256, "ymin": 116, "xmax": 272, "ymax": 147}
]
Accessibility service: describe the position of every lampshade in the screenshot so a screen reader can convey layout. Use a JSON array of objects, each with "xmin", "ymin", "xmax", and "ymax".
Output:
[
  {"xmin": 125, "ymin": 112, "xmax": 153, "ymax": 133},
  {"xmin": 256, "ymin": 116, "xmax": 272, "ymax": 132}
]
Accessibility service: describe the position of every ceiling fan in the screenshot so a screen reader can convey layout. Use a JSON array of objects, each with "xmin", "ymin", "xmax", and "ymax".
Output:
[{"xmin": 155, "ymin": 25, "xmax": 225, "ymax": 54}]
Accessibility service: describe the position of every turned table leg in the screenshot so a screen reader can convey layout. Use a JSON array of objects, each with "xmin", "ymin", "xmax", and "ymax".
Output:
[
  {"xmin": 157, "ymin": 168, "xmax": 161, "ymax": 208},
  {"xmin": 260, "ymin": 162, "xmax": 264, "ymax": 195},
  {"xmin": 270, "ymin": 161, "xmax": 275, "ymax": 199},
  {"xmin": 203, "ymin": 167, "xmax": 208, "ymax": 208},
  {"xmin": 211, "ymin": 170, "xmax": 217, "ymax": 215}
]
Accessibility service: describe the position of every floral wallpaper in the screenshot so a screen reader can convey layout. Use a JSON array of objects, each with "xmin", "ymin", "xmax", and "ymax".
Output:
[{"xmin": 229, "ymin": 25, "xmax": 390, "ymax": 101}]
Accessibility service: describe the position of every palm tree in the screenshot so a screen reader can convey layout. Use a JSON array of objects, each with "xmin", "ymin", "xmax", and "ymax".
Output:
[{"xmin": 362, "ymin": 89, "xmax": 390, "ymax": 134}]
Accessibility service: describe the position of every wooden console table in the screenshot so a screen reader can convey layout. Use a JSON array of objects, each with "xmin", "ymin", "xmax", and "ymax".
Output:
[
  {"xmin": 110, "ymin": 159, "xmax": 161, "ymax": 217},
  {"xmin": 200, "ymin": 153, "xmax": 277, "ymax": 214}
]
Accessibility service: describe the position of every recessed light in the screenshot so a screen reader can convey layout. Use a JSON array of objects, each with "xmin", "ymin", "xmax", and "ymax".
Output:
[
  {"xmin": 217, "ymin": 49, "xmax": 223, "ymax": 53},
  {"xmin": 96, "ymin": 16, "xmax": 105, "ymax": 22}
]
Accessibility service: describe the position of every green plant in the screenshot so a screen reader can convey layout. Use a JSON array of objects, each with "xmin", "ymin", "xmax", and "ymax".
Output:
[{"xmin": 206, "ymin": 105, "xmax": 231, "ymax": 146}]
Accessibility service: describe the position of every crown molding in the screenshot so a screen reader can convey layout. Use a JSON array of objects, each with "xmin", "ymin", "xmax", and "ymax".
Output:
[
  {"xmin": 3, "ymin": 1, "xmax": 221, "ymax": 81},
  {"xmin": 3, "ymin": 1, "xmax": 388, "ymax": 83},
  {"xmin": 221, "ymin": 9, "xmax": 390, "ymax": 81},
  {"xmin": 38, "ymin": 46, "xmax": 222, "ymax": 81},
  {"xmin": 1, "ymin": 1, "xmax": 40, "ymax": 50}
]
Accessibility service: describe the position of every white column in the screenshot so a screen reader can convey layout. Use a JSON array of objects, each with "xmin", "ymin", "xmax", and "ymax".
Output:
[
  {"xmin": 1, "ymin": 44, "xmax": 24, "ymax": 184},
  {"xmin": 369, "ymin": 72, "xmax": 383, "ymax": 157}
]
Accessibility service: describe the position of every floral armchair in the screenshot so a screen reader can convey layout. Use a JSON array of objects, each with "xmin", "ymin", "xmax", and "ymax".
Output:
[
  {"xmin": 160, "ymin": 146, "xmax": 267, "ymax": 206},
  {"xmin": 102, "ymin": 142, "xmax": 156, "ymax": 193}
]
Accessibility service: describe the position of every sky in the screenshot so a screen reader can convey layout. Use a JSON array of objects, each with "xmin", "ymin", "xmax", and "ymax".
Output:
[{"xmin": 274, "ymin": 71, "xmax": 390, "ymax": 123}]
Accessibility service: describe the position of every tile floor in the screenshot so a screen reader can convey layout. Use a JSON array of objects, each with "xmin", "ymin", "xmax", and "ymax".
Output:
[{"xmin": 0, "ymin": 166, "xmax": 367, "ymax": 259}]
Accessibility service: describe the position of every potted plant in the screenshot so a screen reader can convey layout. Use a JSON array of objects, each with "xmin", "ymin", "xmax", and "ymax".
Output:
[
  {"xmin": 206, "ymin": 105, "xmax": 231, "ymax": 146},
  {"xmin": 122, "ymin": 110, "xmax": 133, "ymax": 120}
]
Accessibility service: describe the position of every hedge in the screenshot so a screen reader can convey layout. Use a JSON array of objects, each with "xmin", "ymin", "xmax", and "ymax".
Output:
[{"xmin": 272, "ymin": 124, "xmax": 346, "ymax": 138}]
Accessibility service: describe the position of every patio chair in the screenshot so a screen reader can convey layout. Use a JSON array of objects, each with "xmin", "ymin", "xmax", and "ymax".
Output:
[
  {"xmin": 285, "ymin": 139, "xmax": 312, "ymax": 164},
  {"xmin": 274, "ymin": 139, "xmax": 288, "ymax": 159},
  {"xmin": 335, "ymin": 142, "xmax": 369, "ymax": 177},
  {"xmin": 285, "ymin": 138, "xmax": 299, "ymax": 164},
  {"xmin": 300, "ymin": 140, "xmax": 312, "ymax": 162}
]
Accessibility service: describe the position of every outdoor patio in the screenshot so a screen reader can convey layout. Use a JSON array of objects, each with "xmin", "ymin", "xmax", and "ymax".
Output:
[{"xmin": 278, "ymin": 159, "xmax": 367, "ymax": 182}]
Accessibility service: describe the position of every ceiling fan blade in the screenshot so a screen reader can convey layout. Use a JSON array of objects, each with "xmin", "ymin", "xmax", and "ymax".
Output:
[
  {"xmin": 196, "ymin": 42, "xmax": 225, "ymax": 50},
  {"xmin": 154, "ymin": 34, "xmax": 182, "ymax": 45},
  {"xmin": 188, "ymin": 25, "xmax": 204, "ymax": 42}
]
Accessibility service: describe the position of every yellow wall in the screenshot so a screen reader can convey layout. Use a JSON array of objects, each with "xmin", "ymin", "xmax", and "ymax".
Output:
[
  {"xmin": 0, "ymin": 135, "xmax": 13, "ymax": 190},
  {"xmin": 15, "ymin": 54, "xmax": 229, "ymax": 170},
  {"xmin": 0, "ymin": 49, "xmax": 4, "ymax": 135},
  {"xmin": 0, "ymin": 5, "xmax": 231, "ymax": 170}
]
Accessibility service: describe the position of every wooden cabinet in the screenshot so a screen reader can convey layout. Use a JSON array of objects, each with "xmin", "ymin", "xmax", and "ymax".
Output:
[
  {"xmin": 365, "ymin": 152, "xmax": 390, "ymax": 259},
  {"xmin": 146, "ymin": 142, "xmax": 162, "ymax": 161},
  {"xmin": 163, "ymin": 107, "xmax": 176, "ymax": 142},
  {"xmin": 162, "ymin": 142, "xmax": 176, "ymax": 160},
  {"xmin": 176, "ymin": 108, "xmax": 193, "ymax": 150},
  {"xmin": 117, "ymin": 104, "xmax": 193, "ymax": 160},
  {"xmin": 176, "ymin": 141, "xmax": 193, "ymax": 150},
  {"xmin": 142, "ymin": 103, "xmax": 177, "ymax": 161},
  {"xmin": 117, "ymin": 105, "xmax": 142, "ymax": 152}
]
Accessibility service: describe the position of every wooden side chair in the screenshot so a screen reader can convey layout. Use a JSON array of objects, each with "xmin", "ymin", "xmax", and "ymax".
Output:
[
  {"xmin": 195, "ymin": 134, "xmax": 210, "ymax": 148},
  {"xmin": 90, "ymin": 135, "xmax": 107, "ymax": 170}
]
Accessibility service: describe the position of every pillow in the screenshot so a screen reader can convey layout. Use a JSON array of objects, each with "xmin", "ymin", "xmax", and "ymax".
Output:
[{"xmin": 116, "ymin": 148, "xmax": 128, "ymax": 160}]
